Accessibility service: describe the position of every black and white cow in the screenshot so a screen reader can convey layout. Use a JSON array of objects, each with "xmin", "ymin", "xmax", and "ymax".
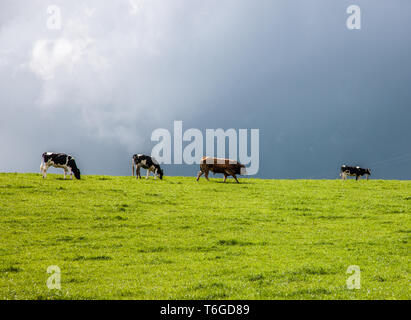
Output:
[
  {"xmin": 40, "ymin": 152, "xmax": 81, "ymax": 179},
  {"xmin": 132, "ymin": 154, "xmax": 164, "ymax": 180},
  {"xmin": 340, "ymin": 165, "xmax": 371, "ymax": 180}
]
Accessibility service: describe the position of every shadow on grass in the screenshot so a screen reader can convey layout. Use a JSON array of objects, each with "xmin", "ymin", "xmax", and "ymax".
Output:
[
  {"xmin": 1, "ymin": 266, "xmax": 22, "ymax": 273},
  {"xmin": 72, "ymin": 255, "xmax": 112, "ymax": 261}
]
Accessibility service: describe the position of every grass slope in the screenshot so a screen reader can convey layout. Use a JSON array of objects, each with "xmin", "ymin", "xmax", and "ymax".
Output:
[{"xmin": 0, "ymin": 173, "xmax": 410, "ymax": 300}]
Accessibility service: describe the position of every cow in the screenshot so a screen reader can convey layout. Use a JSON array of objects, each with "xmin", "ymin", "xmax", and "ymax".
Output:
[
  {"xmin": 132, "ymin": 154, "xmax": 164, "ymax": 180},
  {"xmin": 196, "ymin": 156, "xmax": 246, "ymax": 183},
  {"xmin": 340, "ymin": 165, "xmax": 371, "ymax": 180},
  {"xmin": 40, "ymin": 152, "xmax": 81, "ymax": 179}
]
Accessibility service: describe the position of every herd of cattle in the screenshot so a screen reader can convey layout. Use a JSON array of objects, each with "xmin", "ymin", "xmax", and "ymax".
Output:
[{"xmin": 40, "ymin": 152, "xmax": 371, "ymax": 183}]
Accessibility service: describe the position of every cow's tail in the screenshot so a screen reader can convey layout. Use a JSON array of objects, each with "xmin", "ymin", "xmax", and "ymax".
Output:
[{"xmin": 132, "ymin": 158, "xmax": 135, "ymax": 176}]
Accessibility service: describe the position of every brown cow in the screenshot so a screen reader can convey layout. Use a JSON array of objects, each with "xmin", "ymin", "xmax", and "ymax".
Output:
[{"xmin": 196, "ymin": 156, "xmax": 246, "ymax": 183}]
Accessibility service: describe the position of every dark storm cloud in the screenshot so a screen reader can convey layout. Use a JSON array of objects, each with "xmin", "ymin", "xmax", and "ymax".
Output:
[{"xmin": 0, "ymin": 0, "xmax": 410, "ymax": 179}]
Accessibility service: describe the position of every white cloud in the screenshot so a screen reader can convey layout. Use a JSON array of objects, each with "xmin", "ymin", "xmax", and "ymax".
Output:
[{"xmin": 16, "ymin": 1, "xmax": 216, "ymax": 147}]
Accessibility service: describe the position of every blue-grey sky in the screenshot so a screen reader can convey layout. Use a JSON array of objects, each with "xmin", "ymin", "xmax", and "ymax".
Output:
[{"xmin": 0, "ymin": 0, "xmax": 410, "ymax": 179}]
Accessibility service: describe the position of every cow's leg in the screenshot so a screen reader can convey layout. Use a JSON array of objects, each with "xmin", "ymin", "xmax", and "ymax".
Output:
[
  {"xmin": 204, "ymin": 170, "xmax": 209, "ymax": 181},
  {"xmin": 63, "ymin": 169, "xmax": 67, "ymax": 180},
  {"xmin": 196, "ymin": 170, "xmax": 204, "ymax": 181},
  {"xmin": 146, "ymin": 169, "xmax": 150, "ymax": 179},
  {"xmin": 356, "ymin": 175, "xmax": 360, "ymax": 181},
  {"xmin": 366, "ymin": 174, "xmax": 369, "ymax": 181},
  {"xmin": 232, "ymin": 174, "xmax": 239, "ymax": 183},
  {"xmin": 136, "ymin": 166, "xmax": 143, "ymax": 179},
  {"xmin": 223, "ymin": 174, "xmax": 227, "ymax": 183},
  {"xmin": 43, "ymin": 165, "xmax": 48, "ymax": 179}
]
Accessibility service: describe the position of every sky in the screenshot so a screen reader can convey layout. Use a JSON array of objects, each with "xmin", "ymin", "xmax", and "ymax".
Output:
[{"xmin": 0, "ymin": 0, "xmax": 410, "ymax": 179}]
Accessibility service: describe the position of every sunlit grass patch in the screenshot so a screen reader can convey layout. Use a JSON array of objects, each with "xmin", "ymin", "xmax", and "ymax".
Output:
[{"xmin": 0, "ymin": 173, "xmax": 409, "ymax": 299}]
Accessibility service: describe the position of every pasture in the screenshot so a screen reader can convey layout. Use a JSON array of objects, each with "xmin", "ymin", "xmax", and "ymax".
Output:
[{"xmin": 0, "ymin": 173, "xmax": 409, "ymax": 299}]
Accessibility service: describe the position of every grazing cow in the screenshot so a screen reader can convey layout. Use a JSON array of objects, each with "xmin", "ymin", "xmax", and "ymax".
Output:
[
  {"xmin": 40, "ymin": 152, "xmax": 81, "ymax": 179},
  {"xmin": 196, "ymin": 156, "xmax": 246, "ymax": 183},
  {"xmin": 132, "ymin": 154, "xmax": 164, "ymax": 180},
  {"xmin": 340, "ymin": 165, "xmax": 371, "ymax": 180}
]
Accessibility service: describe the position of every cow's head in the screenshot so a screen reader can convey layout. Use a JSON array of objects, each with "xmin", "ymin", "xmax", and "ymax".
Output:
[
  {"xmin": 157, "ymin": 167, "xmax": 164, "ymax": 180},
  {"xmin": 73, "ymin": 168, "xmax": 81, "ymax": 179},
  {"xmin": 68, "ymin": 158, "xmax": 81, "ymax": 179}
]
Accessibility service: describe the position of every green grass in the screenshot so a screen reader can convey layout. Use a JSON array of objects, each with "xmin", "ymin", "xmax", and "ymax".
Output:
[{"xmin": 0, "ymin": 173, "xmax": 410, "ymax": 300}]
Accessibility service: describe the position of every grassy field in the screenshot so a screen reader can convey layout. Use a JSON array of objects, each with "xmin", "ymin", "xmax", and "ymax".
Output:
[{"xmin": 0, "ymin": 173, "xmax": 409, "ymax": 300}]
